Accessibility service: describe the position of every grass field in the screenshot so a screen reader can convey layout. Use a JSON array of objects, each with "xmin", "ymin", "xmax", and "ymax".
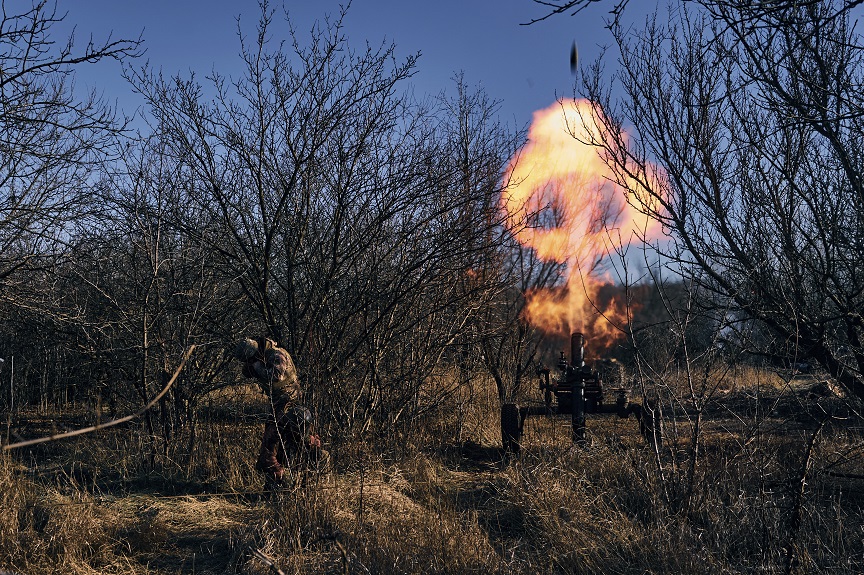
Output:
[{"xmin": 2, "ymin": 369, "xmax": 863, "ymax": 574}]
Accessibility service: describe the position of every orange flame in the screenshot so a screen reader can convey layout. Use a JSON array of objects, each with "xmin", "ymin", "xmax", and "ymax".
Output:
[{"xmin": 501, "ymin": 99, "xmax": 662, "ymax": 354}]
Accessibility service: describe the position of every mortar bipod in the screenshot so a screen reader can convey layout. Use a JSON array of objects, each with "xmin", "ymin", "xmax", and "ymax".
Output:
[{"xmin": 500, "ymin": 332, "xmax": 658, "ymax": 453}]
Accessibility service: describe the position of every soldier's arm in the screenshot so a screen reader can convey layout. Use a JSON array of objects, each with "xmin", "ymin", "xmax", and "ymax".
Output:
[{"xmin": 252, "ymin": 360, "xmax": 272, "ymax": 382}]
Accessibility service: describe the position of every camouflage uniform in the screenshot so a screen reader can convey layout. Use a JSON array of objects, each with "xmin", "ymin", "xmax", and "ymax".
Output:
[{"xmin": 234, "ymin": 337, "xmax": 322, "ymax": 489}]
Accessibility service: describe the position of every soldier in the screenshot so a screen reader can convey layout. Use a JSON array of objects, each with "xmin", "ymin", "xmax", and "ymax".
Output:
[{"xmin": 233, "ymin": 336, "xmax": 325, "ymax": 492}]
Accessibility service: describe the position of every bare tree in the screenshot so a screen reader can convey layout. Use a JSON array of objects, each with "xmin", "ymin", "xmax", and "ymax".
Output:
[
  {"xmin": 579, "ymin": 0, "xmax": 864, "ymax": 403},
  {"xmin": 127, "ymin": 3, "xmax": 420, "ymax": 345},
  {"xmin": 69, "ymin": 136, "xmax": 239, "ymax": 453},
  {"xmin": 478, "ymin": 235, "xmax": 563, "ymax": 403},
  {"xmin": 522, "ymin": 0, "xmax": 864, "ymax": 26},
  {"xmin": 127, "ymin": 5, "xmax": 515, "ymax": 439},
  {"xmin": 572, "ymin": 4, "xmax": 864, "ymax": 570},
  {"xmin": 0, "ymin": 1, "xmax": 140, "ymax": 425},
  {"xmin": 0, "ymin": 1, "xmax": 140, "ymax": 295}
]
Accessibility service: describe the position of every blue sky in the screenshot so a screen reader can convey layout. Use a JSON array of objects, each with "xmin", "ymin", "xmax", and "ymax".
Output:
[{"xmin": 60, "ymin": 1, "xmax": 657, "ymax": 129}]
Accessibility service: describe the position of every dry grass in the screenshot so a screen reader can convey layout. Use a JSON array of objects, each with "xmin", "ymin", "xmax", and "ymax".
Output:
[{"xmin": 2, "ymin": 367, "xmax": 863, "ymax": 574}]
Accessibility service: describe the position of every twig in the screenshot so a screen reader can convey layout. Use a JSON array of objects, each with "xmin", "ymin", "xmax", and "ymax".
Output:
[
  {"xmin": 784, "ymin": 419, "xmax": 826, "ymax": 574},
  {"xmin": 2, "ymin": 346, "xmax": 196, "ymax": 451},
  {"xmin": 310, "ymin": 532, "xmax": 349, "ymax": 575},
  {"xmin": 251, "ymin": 548, "xmax": 287, "ymax": 575}
]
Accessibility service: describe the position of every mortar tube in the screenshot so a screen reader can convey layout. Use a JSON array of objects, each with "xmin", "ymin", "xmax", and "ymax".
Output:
[{"xmin": 571, "ymin": 332, "xmax": 585, "ymax": 367}]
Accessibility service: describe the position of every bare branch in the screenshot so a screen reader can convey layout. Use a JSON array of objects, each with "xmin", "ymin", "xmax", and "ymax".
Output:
[
  {"xmin": 2, "ymin": 345, "xmax": 195, "ymax": 450},
  {"xmin": 522, "ymin": 0, "xmax": 631, "ymax": 26}
]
